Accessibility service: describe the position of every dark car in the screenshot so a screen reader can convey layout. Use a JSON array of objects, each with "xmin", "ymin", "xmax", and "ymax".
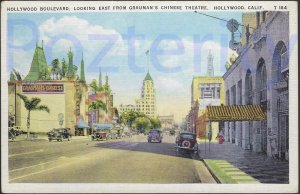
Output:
[
  {"xmin": 91, "ymin": 130, "xmax": 109, "ymax": 141},
  {"xmin": 175, "ymin": 131, "xmax": 198, "ymax": 154},
  {"xmin": 148, "ymin": 129, "xmax": 163, "ymax": 143},
  {"xmin": 169, "ymin": 130, "xmax": 176, "ymax": 136},
  {"xmin": 47, "ymin": 128, "xmax": 71, "ymax": 142}
]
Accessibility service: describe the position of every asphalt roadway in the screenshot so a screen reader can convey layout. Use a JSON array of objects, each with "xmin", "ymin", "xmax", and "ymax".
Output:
[{"xmin": 8, "ymin": 134, "xmax": 216, "ymax": 183}]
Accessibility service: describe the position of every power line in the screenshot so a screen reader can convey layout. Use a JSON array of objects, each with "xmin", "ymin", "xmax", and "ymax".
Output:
[{"xmin": 194, "ymin": 11, "xmax": 256, "ymax": 30}]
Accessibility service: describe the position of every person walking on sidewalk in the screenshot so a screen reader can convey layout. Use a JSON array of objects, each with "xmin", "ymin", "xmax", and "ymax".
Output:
[{"xmin": 216, "ymin": 132, "xmax": 224, "ymax": 144}]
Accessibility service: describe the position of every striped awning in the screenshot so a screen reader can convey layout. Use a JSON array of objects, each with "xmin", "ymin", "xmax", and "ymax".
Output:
[{"xmin": 206, "ymin": 105, "xmax": 266, "ymax": 122}]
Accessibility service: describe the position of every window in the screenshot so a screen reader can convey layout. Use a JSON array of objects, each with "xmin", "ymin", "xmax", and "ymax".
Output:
[
  {"xmin": 231, "ymin": 85, "xmax": 236, "ymax": 105},
  {"xmin": 238, "ymin": 80, "xmax": 242, "ymax": 105},
  {"xmin": 199, "ymin": 83, "xmax": 221, "ymax": 99}
]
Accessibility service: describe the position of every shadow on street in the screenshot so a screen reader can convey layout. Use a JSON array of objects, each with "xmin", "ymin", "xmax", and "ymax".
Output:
[{"xmin": 94, "ymin": 140, "xmax": 200, "ymax": 160}]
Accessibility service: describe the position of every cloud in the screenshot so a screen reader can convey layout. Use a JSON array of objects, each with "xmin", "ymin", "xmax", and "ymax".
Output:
[
  {"xmin": 8, "ymin": 49, "xmax": 33, "ymax": 77},
  {"xmin": 156, "ymin": 76, "xmax": 185, "ymax": 93},
  {"xmin": 38, "ymin": 16, "xmax": 132, "ymax": 69},
  {"xmin": 153, "ymin": 39, "xmax": 238, "ymax": 76}
]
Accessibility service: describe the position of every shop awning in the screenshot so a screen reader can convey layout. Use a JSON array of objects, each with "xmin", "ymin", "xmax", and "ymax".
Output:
[
  {"xmin": 206, "ymin": 105, "xmax": 266, "ymax": 122},
  {"xmin": 77, "ymin": 119, "xmax": 90, "ymax": 128},
  {"xmin": 93, "ymin": 123, "xmax": 113, "ymax": 130}
]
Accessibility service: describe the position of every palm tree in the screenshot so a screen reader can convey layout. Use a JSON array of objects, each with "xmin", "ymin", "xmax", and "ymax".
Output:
[
  {"xmin": 17, "ymin": 94, "xmax": 50, "ymax": 139},
  {"xmin": 60, "ymin": 58, "xmax": 68, "ymax": 78},
  {"xmin": 89, "ymin": 79, "xmax": 100, "ymax": 94},
  {"xmin": 51, "ymin": 58, "xmax": 60, "ymax": 80},
  {"xmin": 89, "ymin": 100, "xmax": 107, "ymax": 123}
]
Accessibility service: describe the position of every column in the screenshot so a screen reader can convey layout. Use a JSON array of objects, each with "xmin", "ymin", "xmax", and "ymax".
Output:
[
  {"xmin": 242, "ymin": 121, "xmax": 249, "ymax": 149},
  {"xmin": 225, "ymin": 122, "xmax": 229, "ymax": 141}
]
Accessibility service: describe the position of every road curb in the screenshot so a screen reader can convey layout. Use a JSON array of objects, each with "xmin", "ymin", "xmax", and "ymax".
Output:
[{"xmin": 201, "ymin": 159, "xmax": 221, "ymax": 183}]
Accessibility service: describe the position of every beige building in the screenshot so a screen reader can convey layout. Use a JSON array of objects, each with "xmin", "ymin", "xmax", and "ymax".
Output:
[
  {"xmin": 135, "ymin": 72, "xmax": 156, "ymax": 117},
  {"xmin": 118, "ymin": 104, "xmax": 136, "ymax": 115},
  {"xmin": 8, "ymin": 43, "xmax": 89, "ymax": 135},
  {"xmin": 119, "ymin": 72, "xmax": 156, "ymax": 118},
  {"xmin": 188, "ymin": 51, "xmax": 226, "ymax": 138},
  {"xmin": 191, "ymin": 76, "xmax": 225, "ymax": 115},
  {"xmin": 190, "ymin": 76, "xmax": 225, "ymax": 138}
]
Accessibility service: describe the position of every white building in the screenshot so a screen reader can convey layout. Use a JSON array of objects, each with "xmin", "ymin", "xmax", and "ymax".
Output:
[
  {"xmin": 223, "ymin": 11, "xmax": 289, "ymax": 160},
  {"xmin": 135, "ymin": 72, "xmax": 156, "ymax": 117},
  {"xmin": 118, "ymin": 72, "xmax": 156, "ymax": 118}
]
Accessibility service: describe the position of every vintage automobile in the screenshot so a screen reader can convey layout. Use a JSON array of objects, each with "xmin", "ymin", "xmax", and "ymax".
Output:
[
  {"xmin": 175, "ymin": 131, "xmax": 198, "ymax": 154},
  {"xmin": 147, "ymin": 129, "xmax": 163, "ymax": 143},
  {"xmin": 169, "ymin": 130, "xmax": 176, "ymax": 136},
  {"xmin": 47, "ymin": 128, "xmax": 71, "ymax": 142},
  {"xmin": 91, "ymin": 130, "xmax": 108, "ymax": 141},
  {"xmin": 91, "ymin": 124, "xmax": 113, "ymax": 141}
]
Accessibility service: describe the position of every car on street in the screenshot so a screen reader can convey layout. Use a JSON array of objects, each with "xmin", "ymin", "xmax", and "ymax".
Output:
[
  {"xmin": 175, "ymin": 131, "xmax": 198, "ymax": 154},
  {"xmin": 169, "ymin": 130, "xmax": 176, "ymax": 136},
  {"xmin": 47, "ymin": 128, "xmax": 71, "ymax": 142},
  {"xmin": 91, "ymin": 130, "xmax": 109, "ymax": 141},
  {"xmin": 147, "ymin": 129, "xmax": 163, "ymax": 143}
]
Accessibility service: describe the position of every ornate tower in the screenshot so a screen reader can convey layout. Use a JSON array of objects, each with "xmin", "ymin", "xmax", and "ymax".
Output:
[
  {"xmin": 141, "ymin": 71, "xmax": 156, "ymax": 117},
  {"xmin": 99, "ymin": 67, "xmax": 102, "ymax": 87},
  {"xmin": 80, "ymin": 53, "xmax": 86, "ymax": 82},
  {"xmin": 66, "ymin": 48, "xmax": 74, "ymax": 79},
  {"xmin": 105, "ymin": 73, "xmax": 109, "ymax": 86},
  {"xmin": 207, "ymin": 50, "xmax": 214, "ymax": 76}
]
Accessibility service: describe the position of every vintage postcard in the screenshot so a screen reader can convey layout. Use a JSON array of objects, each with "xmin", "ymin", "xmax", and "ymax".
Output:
[{"xmin": 1, "ymin": 1, "xmax": 298, "ymax": 193}]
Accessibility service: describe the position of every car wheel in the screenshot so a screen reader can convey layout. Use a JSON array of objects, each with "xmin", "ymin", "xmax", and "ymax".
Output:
[
  {"xmin": 49, "ymin": 139, "xmax": 52, "ymax": 142},
  {"xmin": 68, "ymin": 137, "xmax": 70, "ymax": 141}
]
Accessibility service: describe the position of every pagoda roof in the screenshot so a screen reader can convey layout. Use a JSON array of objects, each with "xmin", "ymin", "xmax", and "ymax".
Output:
[{"xmin": 24, "ymin": 45, "xmax": 48, "ymax": 81}]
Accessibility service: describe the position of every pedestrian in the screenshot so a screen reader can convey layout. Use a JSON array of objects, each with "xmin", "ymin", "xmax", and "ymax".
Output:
[{"xmin": 216, "ymin": 132, "xmax": 224, "ymax": 144}]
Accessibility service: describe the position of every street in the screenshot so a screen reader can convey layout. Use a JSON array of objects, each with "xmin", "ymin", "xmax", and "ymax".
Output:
[{"xmin": 8, "ymin": 134, "xmax": 216, "ymax": 183}]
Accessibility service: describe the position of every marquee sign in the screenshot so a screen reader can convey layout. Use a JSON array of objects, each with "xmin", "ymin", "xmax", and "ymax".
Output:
[{"xmin": 22, "ymin": 83, "xmax": 64, "ymax": 93}]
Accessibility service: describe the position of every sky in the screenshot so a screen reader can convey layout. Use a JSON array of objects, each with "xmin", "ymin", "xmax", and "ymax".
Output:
[{"xmin": 7, "ymin": 12, "xmax": 242, "ymax": 122}]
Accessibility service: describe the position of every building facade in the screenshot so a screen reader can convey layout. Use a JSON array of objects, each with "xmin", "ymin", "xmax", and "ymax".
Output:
[
  {"xmin": 119, "ymin": 72, "xmax": 156, "ymax": 118},
  {"xmin": 135, "ymin": 72, "xmax": 156, "ymax": 117},
  {"xmin": 8, "ymin": 43, "xmax": 89, "ymax": 135},
  {"xmin": 158, "ymin": 115, "xmax": 175, "ymax": 131},
  {"xmin": 117, "ymin": 104, "xmax": 136, "ymax": 116},
  {"xmin": 223, "ymin": 11, "xmax": 289, "ymax": 160},
  {"xmin": 88, "ymin": 69, "xmax": 114, "ymax": 126},
  {"xmin": 191, "ymin": 76, "xmax": 225, "ymax": 138}
]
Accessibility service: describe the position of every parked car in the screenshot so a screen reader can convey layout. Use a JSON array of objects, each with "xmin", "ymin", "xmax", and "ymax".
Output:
[
  {"xmin": 147, "ymin": 129, "xmax": 163, "ymax": 143},
  {"xmin": 175, "ymin": 131, "xmax": 198, "ymax": 154},
  {"xmin": 47, "ymin": 128, "xmax": 71, "ymax": 142},
  {"xmin": 169, "ymin": 130, "xmax": 176, "ymax": 136},
  {"xmin": 91, "ymin": 130, "xmax": 109, "ymax": 141}
]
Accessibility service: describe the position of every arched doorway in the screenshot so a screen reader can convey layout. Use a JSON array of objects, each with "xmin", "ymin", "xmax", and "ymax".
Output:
[
  {"xmin": 245, "ymin": 69, "xmax": 253, "ymax": 150},
  {"xmin": 272, "ymin": 41, "xmax": 289, "ymax": 160},
  {"xmin": 256, "ymin": 58, "xmax": 267, "ymax": 153}
]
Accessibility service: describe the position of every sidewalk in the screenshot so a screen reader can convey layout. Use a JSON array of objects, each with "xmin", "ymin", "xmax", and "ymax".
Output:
[
  {"xmin": 197, "ymin": 141, "xmax": 289, "ymax": 183},
  {"xmin": 9, "ymin": 134, "xmax": 89, "ymax": 142}
]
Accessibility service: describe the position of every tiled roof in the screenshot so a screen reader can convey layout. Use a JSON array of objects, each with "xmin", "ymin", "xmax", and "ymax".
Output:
[{"xmin": 206, "ymin": 105, "xmax": 266, "ymax": 121}]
